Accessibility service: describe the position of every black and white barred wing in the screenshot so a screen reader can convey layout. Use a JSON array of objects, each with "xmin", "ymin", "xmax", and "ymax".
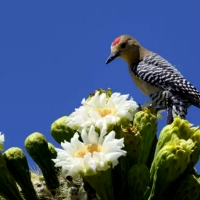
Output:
[{"xmin": 133, "ymin": 53, "xmax": 200, "ymax": 107}]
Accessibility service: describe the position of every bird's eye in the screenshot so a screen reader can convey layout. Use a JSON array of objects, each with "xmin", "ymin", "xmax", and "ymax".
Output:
[{"xmin": 121, "ymin": 43, "xmax": 126, "ymax": 49}]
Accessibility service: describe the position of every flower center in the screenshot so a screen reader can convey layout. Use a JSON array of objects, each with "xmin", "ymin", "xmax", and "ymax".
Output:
[
  {"xmin": 96, "ymin": 108, "xmax": 117, "ymax": 118},
  {"xmin": 75, "ymin": 144, "xmax": 103, "ymax": 158}
]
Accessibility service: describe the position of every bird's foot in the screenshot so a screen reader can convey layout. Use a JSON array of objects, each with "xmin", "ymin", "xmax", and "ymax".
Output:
[
  {"xmin": 145, "ymin": 105, "xmax": 166, "ymax": 119},
  {"xmin": 135, "ymin": 103, "xmax": 166, "ymax": 119},
  {"xmin": 137, "ymin": 103, "xmax": 143, "ymax": 111},
  {"xmin": 167, "ymin": 107, "xmax": 174, "ymax": 124},
  {"xmin": 136, "ymin": 103, "xmax": 164, "ymax": 111},
  {"xmin": 134, "ymin": 103, "xmax": 143, "ymax": 114}
]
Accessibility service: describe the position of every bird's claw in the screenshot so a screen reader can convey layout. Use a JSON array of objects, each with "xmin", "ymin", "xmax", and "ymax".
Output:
[{"xmin": 137, "ymin": 103, "xmax": 143, "ymax": 111}]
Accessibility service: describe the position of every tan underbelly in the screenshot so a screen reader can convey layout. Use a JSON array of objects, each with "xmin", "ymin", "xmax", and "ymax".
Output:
[{"xmin": 128, "ymin": 69, "xmax": 160, "ymax": 96}]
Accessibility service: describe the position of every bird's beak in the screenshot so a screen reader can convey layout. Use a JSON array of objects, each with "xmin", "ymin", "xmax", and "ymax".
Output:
[{"xmin": 105, "ymin": 52, "xmax": 120, "ymax": 64}]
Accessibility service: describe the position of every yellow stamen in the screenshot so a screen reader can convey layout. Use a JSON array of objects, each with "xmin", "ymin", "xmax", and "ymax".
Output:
[
  {"xmin": 75, "ymin": 144, "xmax": 103, "ymax": 158},
  {"xmin": 96, "ymin": 108, "xmax": 117, "ymax": 118}
]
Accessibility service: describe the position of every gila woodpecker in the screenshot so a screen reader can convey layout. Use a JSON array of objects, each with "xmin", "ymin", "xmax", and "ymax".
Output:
[{"xmin": 105, "ymin": 34, "xmax": 200, "ymax": 124}]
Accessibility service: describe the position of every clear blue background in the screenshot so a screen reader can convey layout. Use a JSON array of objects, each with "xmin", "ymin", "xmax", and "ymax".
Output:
[{"xmin": 1, "ymin": 1, "xmax": 200, "ymax": 171}]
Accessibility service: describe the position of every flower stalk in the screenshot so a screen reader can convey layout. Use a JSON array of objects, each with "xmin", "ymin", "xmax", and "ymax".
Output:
[{"xmin": 83, "ymin": 168, "xmax": 114, "ymax": 200}]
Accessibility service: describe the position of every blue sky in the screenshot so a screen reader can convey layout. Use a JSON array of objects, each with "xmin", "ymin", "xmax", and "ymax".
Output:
[{"xmin": 1, "ymin": 1, "xmax": 200, "ymax": 170}]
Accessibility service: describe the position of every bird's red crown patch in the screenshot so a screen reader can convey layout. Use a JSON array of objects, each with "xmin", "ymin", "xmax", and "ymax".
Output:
[{"xmin": 112, "ymin": 36, "xmax": 121, "ymax": 46}]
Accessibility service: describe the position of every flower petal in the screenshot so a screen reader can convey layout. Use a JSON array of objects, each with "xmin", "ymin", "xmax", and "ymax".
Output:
[{"xmin": 52, "ymin": 125, "xmax": 126, "ymax": 178}]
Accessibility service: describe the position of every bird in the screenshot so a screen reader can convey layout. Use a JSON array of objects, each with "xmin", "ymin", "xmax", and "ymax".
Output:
[{"xmin": 105, "ymin": 34, "xmax": 200, "ymax": 124}]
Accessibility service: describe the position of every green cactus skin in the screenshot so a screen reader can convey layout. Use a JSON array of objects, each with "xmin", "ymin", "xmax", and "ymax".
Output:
[
  {"xmin": 3, "ymin": 147, "xmax": 38, "ymax": 200},
  {"xmin": 83, "ymin": 168, "xmax": 114, "ymax": 200},
  {"xmin": 25, "ymin": 132, "xmax": 59, "ymax": 192},
  {"xmin": 187, "ymin": 129, "xmax": 200, "ymax": 173},
  {"xmin": 127, "ymin": 164, "xmax": 150, "ymax": 200},
  {"xmin": 47, "ymin": 142, "xmax": 57, "ymax": 159},
  {"xmin": 112, "ymin": 124, "xmax": 142, "ymax": 200},
  {"xmin": 149, "ymin": 138, "xmax": 195, "ymax": 200},
  {"xmin": 133, "ymin": 108, "xmax": 157, "ymax": 164},
  {"xmin": 146, "ymin": 135, "xmax": 158, "ymax": 169},
  {"xmin": 51, "ymin": 116, "xmax": 76, "ymax": 144},
  {"xmin": 0, "ymin": 153, "xmax": 23, "ymax": 200},
  {"xmin": 171, "ymin": 174, "xmax": 200, "ymax": 200},
  {"xmin": 155, "ymin": 117, "xmax": 196, "ymax": 156},
  {"xmin": 47, "ymin": 142, "xmax": 60, "ymax": 176}
]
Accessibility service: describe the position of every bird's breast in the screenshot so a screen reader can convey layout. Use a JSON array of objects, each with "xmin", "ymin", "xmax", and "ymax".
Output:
[{"xmin": 128, "ymin": 68, "xmax": 160, "ymax": 96}]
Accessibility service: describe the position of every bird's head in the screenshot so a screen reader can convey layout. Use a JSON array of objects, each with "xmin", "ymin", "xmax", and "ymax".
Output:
[{"xmin": 105, "ymin": 34, "xmax": 145, "ymax": 65}]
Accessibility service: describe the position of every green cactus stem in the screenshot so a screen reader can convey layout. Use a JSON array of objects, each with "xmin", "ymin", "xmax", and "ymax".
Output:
[
  {"xmin": 146, "ymin": 135, "xmax": 158, "ymax": 169},
  {"xmin": 83, "ymin": 168, "xmax": 114, "ymax": 200},
  {"xmin": 172, "ymin": 174, "xmax": 200, "ymax": 200},
  {"xmin": 25, "ymin": 132, "xmax": 59, "ymax": 193},
  {"xmin": 149, "ymin": 138, "xmax": 195, "ymax": 200},
  {"xmin": 133, "ymin": 108, "xmax": 157, "ymax": 164},
  {"xmin": 3, "ymin": 147, "xmax": 38, "ymax": 200},
  {"xmin": 127, "ymin": 164, "xmax": 150, "ymax": 200},
  {"xmin": 0, "ymin": 153, "xmax": 23, "ymax": 200},
  {"xmin": 47, "ymin": 142, "xmax": 60, "ymax": 175}
]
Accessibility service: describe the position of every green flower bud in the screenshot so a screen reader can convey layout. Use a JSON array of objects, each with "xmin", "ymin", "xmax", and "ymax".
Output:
[
  {"xmin": 120, "ymin": 125, "xmax": 142, "ymax": 164},
  {"xmin": 87, "ymin": 88, "xmax": 112, "ymax": 102},
  {"xmin": 133, "ymin": 108, "xmax": 157, "ymax": 164},
  {"xmin": 3, "ymin": 147, "xmax": 38, "ymax": 200},
  {"xmin": 149, "ymin": 138, "xmax": 195, "ymax": 200},
  {"xmin": 47, "ymin": 142, "xmax": 57, "ymax": 159},
  {"xmin": 186, "ymin": 129, "xmax": 200, "ymax": 173},
  {"xmin": 51, "ymin": 116, "xmax": 76, "ymax": 144},
  {"xmin": 25, "ymin": 132, "xmax": 59, "ymax": 192},
  {"xmin": 0, "ymin": 153, "xmax": 23, "ymax": 200},
  {"xmin": 127, "ymin": 164, "xmax": 150, "ymax": 200},
  {"xmin": 155, "ymin": 117, "xmax": 195, "ymax": 156}
]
